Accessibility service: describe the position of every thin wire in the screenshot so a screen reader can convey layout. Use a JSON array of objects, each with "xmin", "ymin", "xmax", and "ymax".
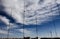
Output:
[
  {"xmin": 36, "ymin": 11, "xmax": 38, "ymax": 38},
  {"xmin": 46, "ymin": 0, "xmax": 58, "ymax": 37},
  {"xmin": 48, "ymin": 4, "xmax": 53, "ymax": 38},
  {"xmin": 7, "ymin": 7, "xmax": 12, "ymax": 39},
  {"xmin": 51, "ymin": 0, "xmax": 58, "ymax": 37},
  {"xmin": 23, "ymin": 0, "xmax": 25, "ymax": 39},
  {"xmin": 50, "ymin": 31, "xmax": 52, "ymax": 37},
  {"xmin": 54, "ymin": 0, "xmax": 58, "ymax": 37},
  {"xmin": 7, "ymin": 8, "xmax": 9, "ymax": 39},
  {"xmin": 0, "ymin": 12, "xmax": 2, "ymax": 38}
]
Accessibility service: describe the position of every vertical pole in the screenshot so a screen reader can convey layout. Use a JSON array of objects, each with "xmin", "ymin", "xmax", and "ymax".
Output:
[
  {"xmin": 23, "ymin": 0, "xmax": 25, "ymax": 39},
  {"xmin": 50, "ymin": 31, "xmax": 52, "ymax": 37},
  {"xmin": 54, "ymin": 0, "xmax": 58, "ymax": 37},
  {"xmin": 36, "ymin": 12, "xmax": 38, "ymax": 39},
  {"xmin": 52, "ymin": 0, "xmax": 57, "ymax": 37}
]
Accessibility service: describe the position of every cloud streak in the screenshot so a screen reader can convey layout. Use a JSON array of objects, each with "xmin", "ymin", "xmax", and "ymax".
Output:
[
  {"xmin": 0, "ymin": 0, "xmax": 60, "ymax": 38},
  {"xmin": 1, "ymin": 0, "xmax": 60, "ymax": 25},
  {"xmin": 16, "ymin": 29, "xmax": 33, "ymax": 37},
  {"xmin": 0, "ymin": 29, "xmax": 12, "ymax": 35},
  {"xmin": 0, "ymin": 15, "xmax": 10, "ymax": 25}
]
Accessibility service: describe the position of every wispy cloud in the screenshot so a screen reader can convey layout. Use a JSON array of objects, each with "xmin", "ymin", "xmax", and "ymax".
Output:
[
  {"xmin": 1, "ymin": 0, "xmax": 60, "ymax": 25},
  {"xmin": 0, "ymin": 29, "xmax": 12, "ymax": 35},
  {"xmin": 57, "ymin": 0, "xmax": 60, "ymax": 4},
  {"xmin": 0, "ymin": 15, "xmax": 10, "ymax": 25},
  {"xmin": 0, "ymin": 0, "xmax": 60, "ymax": 38},
  {"xmin": 2, "ymin": 0, "xmax": 24, "ymax": 24},
  {"xmin": 17, "ymin": 29, "xmax": 31, "ymax": 34},
  {"xmin": 0, "ymin": 30, "xmax": 7, "ymax": 34},
  {"xmin": 16, "ymin": 29, "xmax": 35, "ymax": 37},
  {"xmin": 24, "ymin": 0, "xmax": 60, "ymax": 25}
]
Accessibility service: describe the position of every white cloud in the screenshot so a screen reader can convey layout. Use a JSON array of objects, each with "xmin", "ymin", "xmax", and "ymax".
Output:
[
  {"xmin": 0, "ymin": 30, "xmax": 7, "ymax": 34},
  {"xmin": 0, "ymin": 16, "xmax": 10, "ymax": 25},
  {"xmin": 57, "ymin": 0, "xmax": 60, "ymax": 4},
  {"xmin": 17, "ymin": 29, "xmax": 33, "ymax": 37},
  {"xmin": 2, "ymin": 0, "xmax": 24, "ymax": 24},
  {"xmin": 17, "ymin": 29, "xmax": 31, "ymax": 34},
  {"xmin": 0, "ymin": 16, "xmax": 18, "ymax": 29},
  {"xmin": 1, "ymin": 0, "xmax": 60, "ymax": 25},
  {"xmin": 0, "ymin": 29, "xmax": 13, "ymax": 35},
  {"xmin": 24, "ymin": 0, "xmax": 59, "ymax": 25},
  {"xmin": 0, "ymin": 29, "xmax": 12, "ymax": 35}
]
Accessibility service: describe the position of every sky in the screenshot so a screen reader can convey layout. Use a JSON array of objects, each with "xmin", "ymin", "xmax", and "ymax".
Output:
[{"xmin": 0, "ymin": 0, "xmax": 60, "ymax": 38}]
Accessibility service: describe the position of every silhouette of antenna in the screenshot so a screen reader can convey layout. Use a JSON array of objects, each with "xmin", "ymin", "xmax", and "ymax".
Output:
[
  {"xmin": 51, "ymin": 0, "xmax": 58, "ymax": 37},
  {"xmin": 50, "ymin": 31, "xmax": 52, "ymax": 37},
  {"xmin": 23, "ymin": 0, "xmax": 26, "ymax": 38},
  {"xmin": 7, "ymin": 7, "xmax": 12, "ymax": 38},
  {"xmin": 0, "ymin": 26, "xmax": 2, "ymax": 39},
  {"xmin": 36, "ymin": 11, "xmax": 38, "ymax": 39}
]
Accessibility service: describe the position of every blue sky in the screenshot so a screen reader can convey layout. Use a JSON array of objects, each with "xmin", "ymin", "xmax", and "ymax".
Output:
[
  {"xmin": 0, "ymin": 0, "xmax": 60, "ymax": 38},
  {"xmin": 0, "ymin": 14, "xmax": 60, "ymax": 38}
]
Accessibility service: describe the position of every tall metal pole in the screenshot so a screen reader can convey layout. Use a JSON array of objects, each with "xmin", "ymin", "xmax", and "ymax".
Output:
[
  {"xmin": 50, "ymin": 31, "xmax": 52, "ymax": 38},
  {"xmin": 36, "ymin": 11, "xmax": 38, "ymax": 39},
  {"xmin": 7, "ymin": 7, "xmax": 11, "ymax": 39},
  {"xmin": 23, "ymin": 0, "xmax": 25, "ymax": 39},
  {"xmin": 52, "ymin": 0, "xmax": 57, "ymax": 37}
]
